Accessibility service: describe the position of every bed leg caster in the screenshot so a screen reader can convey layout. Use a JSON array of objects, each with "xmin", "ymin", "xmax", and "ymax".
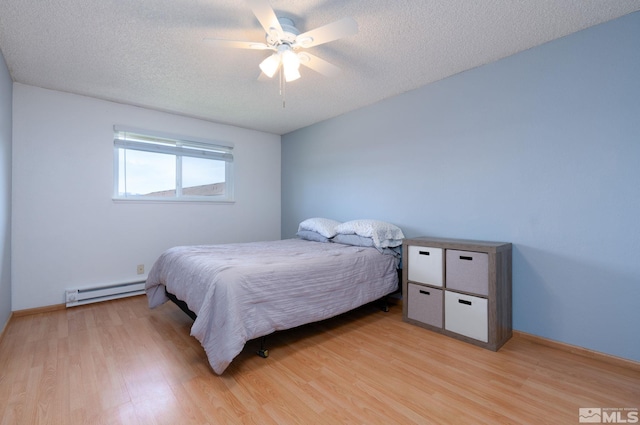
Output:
[
  {"xmin": 256, "ymin": 336, "xmax": 269, "ymax": 358},
  {"xmin": 379, "ymin": 298, "xmax": 390, "ymax": 312}
]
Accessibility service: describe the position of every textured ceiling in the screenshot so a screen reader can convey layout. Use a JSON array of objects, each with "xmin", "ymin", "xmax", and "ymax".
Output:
[{"xmin": 1, "ymin": 1, "xmax": 639, "ymax": 135}]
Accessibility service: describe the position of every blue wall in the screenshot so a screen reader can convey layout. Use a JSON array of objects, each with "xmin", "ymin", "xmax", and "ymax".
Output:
[{"xmin": 282, "ymin": 12, "xmax": 640, "ymax": 361}]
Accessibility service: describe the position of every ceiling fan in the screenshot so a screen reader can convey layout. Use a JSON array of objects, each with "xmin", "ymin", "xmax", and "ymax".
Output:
[{"xmin": 203, "ymin": 0, "xmax": 358, "ymax": 83}]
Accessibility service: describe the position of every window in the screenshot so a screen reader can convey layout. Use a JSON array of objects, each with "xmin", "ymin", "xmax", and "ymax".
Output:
[{"xmin": 113, "ymin": 126, "xmax": 234, "ymax": 202}]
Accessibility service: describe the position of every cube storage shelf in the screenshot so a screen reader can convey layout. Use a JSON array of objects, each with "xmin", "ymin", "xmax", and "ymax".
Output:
[{"xmin": 402, "ymin": 236, "xmax": 512, "ymax": 351}]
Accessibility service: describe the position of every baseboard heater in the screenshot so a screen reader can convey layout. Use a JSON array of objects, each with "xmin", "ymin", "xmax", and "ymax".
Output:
[{"xmin": 65, "ymin": 280, "xmax": 146, "ymax": 307}]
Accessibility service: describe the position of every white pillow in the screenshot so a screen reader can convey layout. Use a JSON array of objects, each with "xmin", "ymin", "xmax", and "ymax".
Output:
[
  {"xmin": 297, "ymin": 217, "xmax": 342, "ymax": 238},
  {"xmin": 334, "ymin": 219, "xmax": 405, "ymax": 249}
]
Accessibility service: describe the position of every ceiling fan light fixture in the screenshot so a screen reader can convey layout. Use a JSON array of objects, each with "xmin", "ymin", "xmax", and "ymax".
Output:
[
  {"xmin": 284, "ymin": 66, "xmax": 301, "ymax": 82},
  {"xmin": 259, "ymin": 53, "xmax": 281, "ymax": 78},
  {"xmin": 282, "ymin": 49, "xmax": 301, "ymax": 82},
  {"xmin": 281, "ymin": 49, "xmax": 300, "ymax": 69}
]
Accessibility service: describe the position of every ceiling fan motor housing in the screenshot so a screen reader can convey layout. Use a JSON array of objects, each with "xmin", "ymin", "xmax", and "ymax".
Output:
[{"xmin": 266, "ymin": 17, "xmax": 299, "ymax": 46}]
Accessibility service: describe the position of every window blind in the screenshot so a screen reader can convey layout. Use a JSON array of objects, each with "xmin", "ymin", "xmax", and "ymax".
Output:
[{"xmin": 113, "ymin": 127, "xmax": 233, "ymax": 163}]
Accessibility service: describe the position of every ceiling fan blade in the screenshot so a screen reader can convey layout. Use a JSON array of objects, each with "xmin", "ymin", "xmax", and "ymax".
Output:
[
  {"xmin": 295, "ymin": 17, "xmax": 358, "ymax": 48},
  {"xmin": 298, "ymin": 53, "xmax": 341, "ymax": 77},
  {"xmin": 246, "ymin": 0, "xmax": 283, "ymax": 40},
  {"xmin": 203, "ymin": 38, "xmax": 272, "ymax": 50}
]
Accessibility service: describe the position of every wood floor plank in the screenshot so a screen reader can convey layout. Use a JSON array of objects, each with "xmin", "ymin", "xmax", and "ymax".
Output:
[{"xmin": 1, "ymin": 295, "xmax": 638, "ymax": 424}]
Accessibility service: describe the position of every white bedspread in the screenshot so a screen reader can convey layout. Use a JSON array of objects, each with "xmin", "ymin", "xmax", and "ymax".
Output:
[{"xmin": 146, "ymin": 239, "xmax": 399, "ymax": 374}]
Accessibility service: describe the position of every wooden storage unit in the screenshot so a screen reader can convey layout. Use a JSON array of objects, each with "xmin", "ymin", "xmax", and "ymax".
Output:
[{"xmin": 402, "ymin": 236, "xmax": 512, "ymax": 351}]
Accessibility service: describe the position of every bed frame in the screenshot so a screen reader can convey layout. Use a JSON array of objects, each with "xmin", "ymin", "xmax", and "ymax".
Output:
[{"xmin": 165, "ymin": 288, "xmax": 197, "ymax": 320}]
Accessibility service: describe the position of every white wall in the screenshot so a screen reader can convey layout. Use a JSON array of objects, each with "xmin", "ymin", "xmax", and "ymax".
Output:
[
  {"xmin": 282, "ymin": 12, "xmax": 640, "ymax": 362},
  {"xmin": 12, "ymin": 84, "xmax": 281, "ymax": 310},
  {"xmin": 0, "ymin": 50, "xmax": 12, "ymax": 328}
]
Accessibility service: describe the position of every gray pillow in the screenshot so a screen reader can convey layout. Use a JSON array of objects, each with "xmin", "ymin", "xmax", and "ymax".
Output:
[
  {"xmin": 332, "ymin": 233, "xmax": 374, "ymax": 247},
  {"xmin": 296, "ymin": 230, "xmax": 330, "ymax": 243},
  {"xmin": 333, "ymin": 233, "xmax": 402, "ymax": 258}
]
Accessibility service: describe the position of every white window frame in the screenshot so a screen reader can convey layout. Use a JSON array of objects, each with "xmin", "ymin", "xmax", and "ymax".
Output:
[{"xmin": 113, "ymin": 126, "xmax": 234, "ymax": 203}]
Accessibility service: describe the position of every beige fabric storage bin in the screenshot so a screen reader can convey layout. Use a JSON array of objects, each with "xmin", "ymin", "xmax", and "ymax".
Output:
[
  {"xmin": 407, "ymin": 283, "xmax": 443, "ymax": 328},
  {"xmin": 445, "ymin": 249, "xmax": 489, "ymax": 296}
]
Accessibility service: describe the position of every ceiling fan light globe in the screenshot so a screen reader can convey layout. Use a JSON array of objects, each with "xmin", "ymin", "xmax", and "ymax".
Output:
[
  {"xmin": 282, "ymin": 50, "xmax": 300, "ymax": 69},
  {"xmin": 284, "ymin": 66, "xmax": 301, "ymax": 82},
  {"xmin": 259, "ymin": 53, "xmax": 281, "ymax": 78}
]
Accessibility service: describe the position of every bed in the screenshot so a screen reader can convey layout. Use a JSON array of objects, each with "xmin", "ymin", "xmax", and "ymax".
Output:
[{"xmin": 145, "ymin": 219, "xmax": 403, "ymax": 375}]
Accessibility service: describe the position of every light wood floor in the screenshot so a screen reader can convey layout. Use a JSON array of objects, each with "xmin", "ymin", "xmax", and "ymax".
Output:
[{"xmin": 0, "ymin": 296, "xmax": 638, "ymax": 424}]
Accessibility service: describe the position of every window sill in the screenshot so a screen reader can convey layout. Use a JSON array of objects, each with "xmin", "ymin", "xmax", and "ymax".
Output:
[{"xmin": 112, "ymin": 197, "xmax": 235, "ymax": 204}]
